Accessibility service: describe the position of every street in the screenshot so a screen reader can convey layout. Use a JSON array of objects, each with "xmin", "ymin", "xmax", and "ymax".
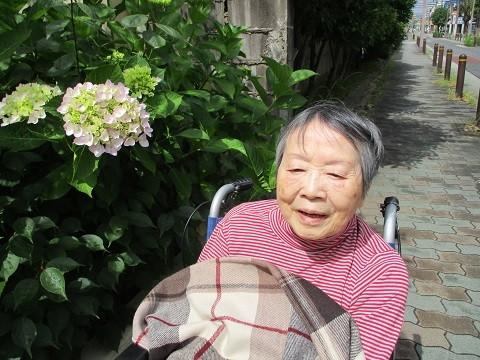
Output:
[{"xmin": 425, "ymin": 36, "xmax": 480, "ymax": 78}]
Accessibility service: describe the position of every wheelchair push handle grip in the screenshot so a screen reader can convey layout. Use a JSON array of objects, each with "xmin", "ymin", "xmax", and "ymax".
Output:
[{"xmin": 233, "ymin": 178, "xmax": 253, "ymax": 192}]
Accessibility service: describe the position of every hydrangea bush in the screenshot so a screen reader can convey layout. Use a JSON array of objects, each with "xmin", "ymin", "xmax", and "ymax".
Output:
[{"xmin": 0, "ymin": 0, "xmax": 315, "ymax": 358}]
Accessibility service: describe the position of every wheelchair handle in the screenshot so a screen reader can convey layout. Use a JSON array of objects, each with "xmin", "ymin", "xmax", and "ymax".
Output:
[
  {"xmin": 381, "ymin": 197, "xmax": 400, "ymax": 248},
  {"xmin": 208, "ymin": 178, "xmax": 253, "ymax": 218}
]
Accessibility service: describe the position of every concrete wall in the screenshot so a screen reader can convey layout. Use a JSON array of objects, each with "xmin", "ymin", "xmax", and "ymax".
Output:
[{"xmin": 214, "ymin": 0, "xmax": 293, "ymax": 80}]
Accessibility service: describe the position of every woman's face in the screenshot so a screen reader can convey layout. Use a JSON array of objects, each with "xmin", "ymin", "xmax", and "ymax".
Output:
[{"xmin": 276, "ymin": 121, "xmax": 364, "ymax": 241}]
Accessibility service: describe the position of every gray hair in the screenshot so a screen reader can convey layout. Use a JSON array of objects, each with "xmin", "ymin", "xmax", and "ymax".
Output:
[{"xmin": 275, "ymin": 102, "xmax": 384, "ymax": 197}]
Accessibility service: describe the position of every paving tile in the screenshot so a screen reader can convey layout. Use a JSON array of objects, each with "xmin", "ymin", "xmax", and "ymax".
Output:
[
  {"xmin": 395, "ymin": 339, "xmax": 419, "ymax": 360},
  {"xmin": 462, "ymin": 265, "xmax": 480, "ymax": 278},
  {"xmin": 438, "ymin": 251, "xmax": 479, "ymax": 265},
  {"xmin": 434, "ymin": 217, "xmax": 475, "ymax": 228},
  {"xmin": 407, "ymin": 292, "xmax": 445, "ymax": 312},
  {"xmin": 402, "ymin": 245, "xmax": 439, "ymax": 260},
  {"xmin": 414, "ymin": 258, "xmax": 464, "ymax": 274},
  {"xmin": 414, "ymin": 238, "xmax": 459, "ymax": 252},
  {"xmin": 413, "ymin": 208, "xmax": 452, "ymax": 218},
  {"xmin": 401, "ymin": 229, "xmax": 436, "ymax": 240},
  {"xmin": 442, "ymin": 300, "xmax": 480, "ymax": 321},
  {"xmin": 455, "ymin": 227, "xmax": 480, "ymax": 237},
  {"xmin": 408, "ymin": 268, "xmax": 442, "ymax": 284},
  {"xmin": 414, "ymin": 222, "xmax": 456, "ymax": 233},
  {"xmin": 415, "ymin": 309, "xmax": 479, "ymax": 336},
  {"xmin": 435, "ymin": 234, "xmax": 479, "ymax": 246},
  {"xmin": 457, "ymin": 244, "xmax": 480, "ymax": 255},
  {"xmin": 446, "ymin": 333, "xmax": 480, "ymax": 356},
  {"xmin": 467, "ymin": 291, "xmax": 480, "ymax": 306},
  {"xmin": 414, "ymin": 280, "xmax": 469, "ymax": 301},
  {"xmin": 400, "ymin": 322, "xmax": 449, "ymax": 348},
  {"xmin": 450, "ymin": 210, "xmax": 480, "ymax": 223},
  {"xmin": 417, "ymin": 346, "xmax": 480, "ymax": 360},
  {"xmin": 439, "ymin": 273, "xmax": 480, "ymax": 291},
  {"xmin": 404, "ymin": 305, "xmax": 418, "ymax": 324}
]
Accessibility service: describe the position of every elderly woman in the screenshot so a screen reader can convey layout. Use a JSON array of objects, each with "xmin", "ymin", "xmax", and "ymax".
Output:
[{"xmin": 199, "ymin": 102, "xmax": 408, "ymax": 360}]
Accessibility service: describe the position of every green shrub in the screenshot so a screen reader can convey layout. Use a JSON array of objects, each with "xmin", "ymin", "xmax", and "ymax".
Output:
[
  {"xmin": 432, "ymin": 31, "xmax": 443, "ymax": 38},
  {"xmin": 0, "ymin": 0, "xmax": 316, "ymax": 358},
  {"xmin": 464, "ymin": 34, "xmax": 475, "ymax": 46}
]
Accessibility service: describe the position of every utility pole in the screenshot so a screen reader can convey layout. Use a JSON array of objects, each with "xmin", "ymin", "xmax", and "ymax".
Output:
[
  {"xmin": 422, "ymin": 0, "xmax": 427, "ymax": 37},
  {"xmin": 470, "ymin": 0, "xmax": 476, "ymax": 34}
]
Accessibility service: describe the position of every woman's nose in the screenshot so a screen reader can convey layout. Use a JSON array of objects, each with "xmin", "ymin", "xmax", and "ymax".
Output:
[{"xmin": 300, "ymin": 171, "xmax": 327, "ymax": 199}]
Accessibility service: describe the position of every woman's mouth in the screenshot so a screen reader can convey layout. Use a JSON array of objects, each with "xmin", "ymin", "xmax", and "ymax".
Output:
[{"xmin": 297, "ymin": 210, "xmax": 327, "ymax": 224}]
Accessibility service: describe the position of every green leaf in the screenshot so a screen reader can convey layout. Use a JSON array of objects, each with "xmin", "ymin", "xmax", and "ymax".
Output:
[
  {"xmin": 132, "ymin": 147, "xmax": 156, "ymax": 174},
  {"xmin": 107, "ymin": 256, "xmax": 125, "ymax": 274},
  {"xmin": 0, "ymin": 121, "xmax": 63, "ymax": 151},
  {"xmin": 46, "ymin": 257, "xmax": 82, "ymax": 273},
  {"xmin": 214, "ymin": 78, "xmax": 236, "ymax": 99},
  {"xmin": 45, "ymin": 19, "xmax": 69, "ymax": 38},
  {"xmin": 49, "ymin": 236, "xmax": 81, "ymax": 250},
  {"xmin": 104, "ymin": 216, "xmax": 128, "ymax": 244},
  {"xmin": 119, "ymin": 14, "xmax": 148, "ymax": 28},
  {"xmin": 169, "ymin": 168, "xmax": 191, "ymax": 202},
  {"xmin": 273, "ymin": 93, "xmax": 307, "ymax": 110},
  {"xmin": 119, "ymin": 252, "xmax": 144, "ymax": 267},
  {"xmin": 126, "ymin": 212, "xmax": 155, "ymax": 228},
  {"xmin": 0, "ymin": 313, "xmax": 12, "ymax": 337},
  {"xmin": 205, "ymin": 138, "xmax": 247, "ymax": 156},
  {"xmin": 13, "ymin": 279, "xmax": 39, "ymax": 309},
  {"xmin": 80, "ymin": 234, "xmax": 105, "ymax": 251},
  {"xmin": 12, "ymin": 317, "xmax": 37, "ymax": 358},
  {"xmin": 86, "ymin": 64, "xmax": 123, "ymax": 84},
  {"xmin": 71, "ymin": 295, "xmax": 100, "ymax": 318},
  {"xmin": 237, "ymin": 96, "xmax": 268, "ymax": 116},
  {"xmin": 40, "ymin": 165, "xmax": 71, "ymax": 201},
  {"xmin": 182, "ymin": 90, "xmax": 210, "ymax": 100},
  {"xmin": 68, "ymin": 277, "xmax": 99, "ymax": 293},
  {"xmin": 207, "ymin": 95, "xmax": 228, "ymax": 112},
  {"xmin": 13, "ymin": 217, "xmax": 35, "ymax": 239},
  {"xmin": 48, "ymin": 53, "xmax": 75, "ymax": 76},
  {"xmin": 60, "ymin": 218, "xmax": 83, "ymax": 233},
  {"xmin": 0, "ymin": 24, "xmax": 31, "ymax": 70},
  {"xmin": 40, "ymin": 268, "xmax": 67, "ymax": 300},
  {"xmin": 32, "ymin": 216, "xmax": 56, "ymax": 230},
  {"xmin": 288, "ymin": 69, "xmax": 317, "ymax": 86},
  {"xmin": 9, "ymin": 235, "xmax": 33, "ymax": 260},
  {"xmin": 150, "ymin": 91, "xmax": 183, "ymax": 118},
  {"xmin": 70, "ymin": 146, "xmax": 100, "ymax": 197},
  {"xmin": 155, "ymin": 23, "xmax": 183, "ymax": 40},
  {"xmin": 0, "ymin": 252, "xmax": 20, "ymax": 283},
  {"xmin": 177, "ymin": 128, "xmax": 209, "ymax": 140},
  {"xmin": 249, "ymin": 76, "xmax": 269, "ymax": 105},
  {"xmin": 143, "ymin": 31, "xmax": 166, "ymax": 48}
]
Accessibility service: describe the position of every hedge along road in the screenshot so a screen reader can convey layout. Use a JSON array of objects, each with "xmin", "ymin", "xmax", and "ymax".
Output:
[{"xmin": 425, "ymin": 36, "xmax": 480, "ymax": 78}]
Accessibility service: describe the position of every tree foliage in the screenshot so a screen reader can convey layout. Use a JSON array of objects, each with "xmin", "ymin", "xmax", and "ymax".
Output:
[{"xmin": 431, "ymin": 7, "xmax": 449, "ymax": 27}]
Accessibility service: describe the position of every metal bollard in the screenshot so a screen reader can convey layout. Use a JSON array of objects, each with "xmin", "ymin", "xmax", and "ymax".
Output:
[
  {"xmin": 417, "ymin": 36, "xmax": 420, "ymax": 47},
  {"xmin": 413, "ymin": 33, "xmax": 415, "ymax": 40},
  {"xmin": 455, "ymin": 54, "xmax": 467, "ymax": 98},
  {"xmin": 422, "ymin": 38, "xmax": 426, "ymax": 54},
  {"xmin": 433, "ymin": 44, "xmax": 438, "ymax": 66},
  {"xmin": 437, "ymin": 45, "xmax": 444, "ymax": 73},
  {"xmin": 444, "ymin": 49, "xmax": 453, "ymax": 80},
  {"xmin": 476, "ymin": 89, "xmax": 480, "ymax": 126}
]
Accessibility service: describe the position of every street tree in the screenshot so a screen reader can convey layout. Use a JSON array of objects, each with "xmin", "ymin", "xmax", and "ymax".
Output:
[{"xmin": 431, "ymin": 7, "xmax": 448, "ymax": 30}]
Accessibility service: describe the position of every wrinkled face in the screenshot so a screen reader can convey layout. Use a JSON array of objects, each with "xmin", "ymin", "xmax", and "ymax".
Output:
[{"xmin": 276, "ymin": 121, "xmax": 364, "ymax": 241}]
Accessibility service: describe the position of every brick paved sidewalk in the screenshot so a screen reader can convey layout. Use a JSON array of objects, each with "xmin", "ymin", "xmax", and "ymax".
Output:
[{"xmin": 360, "ymin": 39, "xmax": 480, "ymax": 359}]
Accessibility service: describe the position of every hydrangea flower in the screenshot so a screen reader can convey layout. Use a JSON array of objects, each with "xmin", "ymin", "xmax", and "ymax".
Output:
[
  {"xmin": 123, "ymin": 65, "xmax": 160, "ymax": 99},
  {"xmin": 57, "ymin": 81, "xmax": 153, "ymax": 157},
  {"xmin": 106, "ymin": 50, "xmax": 125, "ymax": 65},
  {"xmin": 0, "ymin": 83, "xmax": 61, "ymax": 127}
]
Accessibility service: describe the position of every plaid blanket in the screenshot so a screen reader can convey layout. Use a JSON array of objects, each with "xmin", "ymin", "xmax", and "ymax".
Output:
[{"xmin": 132, "ymin": 257, "xmax": 365, "ymax": 359}]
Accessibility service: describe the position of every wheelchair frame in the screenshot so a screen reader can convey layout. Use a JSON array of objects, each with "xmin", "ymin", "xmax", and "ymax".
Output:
[{"xmin": 116, "ymin": 179, "xmax": 401, "ymax": 360}]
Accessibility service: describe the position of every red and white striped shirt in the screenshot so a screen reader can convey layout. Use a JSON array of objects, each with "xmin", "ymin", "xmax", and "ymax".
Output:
[{"xmin": 199, "ymin": 199, "xmax": 409, "ymax": 360}]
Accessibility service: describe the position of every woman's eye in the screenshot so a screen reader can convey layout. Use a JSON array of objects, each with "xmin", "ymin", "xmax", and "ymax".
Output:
[
  {"xmin": 328, "ymin": 173, "xmax": 345, "ymax": 179},
  {"xmin": 289, "ymin": 168, "xmax": 305, "ymax": 173}
]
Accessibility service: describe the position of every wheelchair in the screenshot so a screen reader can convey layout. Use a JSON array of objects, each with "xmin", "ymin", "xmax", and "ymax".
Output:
[{"xmin": 116, "ymin": 179, "xmax": 401, "ymax": 360}]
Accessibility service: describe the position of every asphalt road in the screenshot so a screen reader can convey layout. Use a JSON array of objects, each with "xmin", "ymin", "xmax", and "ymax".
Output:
[{"xmin": 425, "ymin": 36, "xmax": 480, "ymax": 78}]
